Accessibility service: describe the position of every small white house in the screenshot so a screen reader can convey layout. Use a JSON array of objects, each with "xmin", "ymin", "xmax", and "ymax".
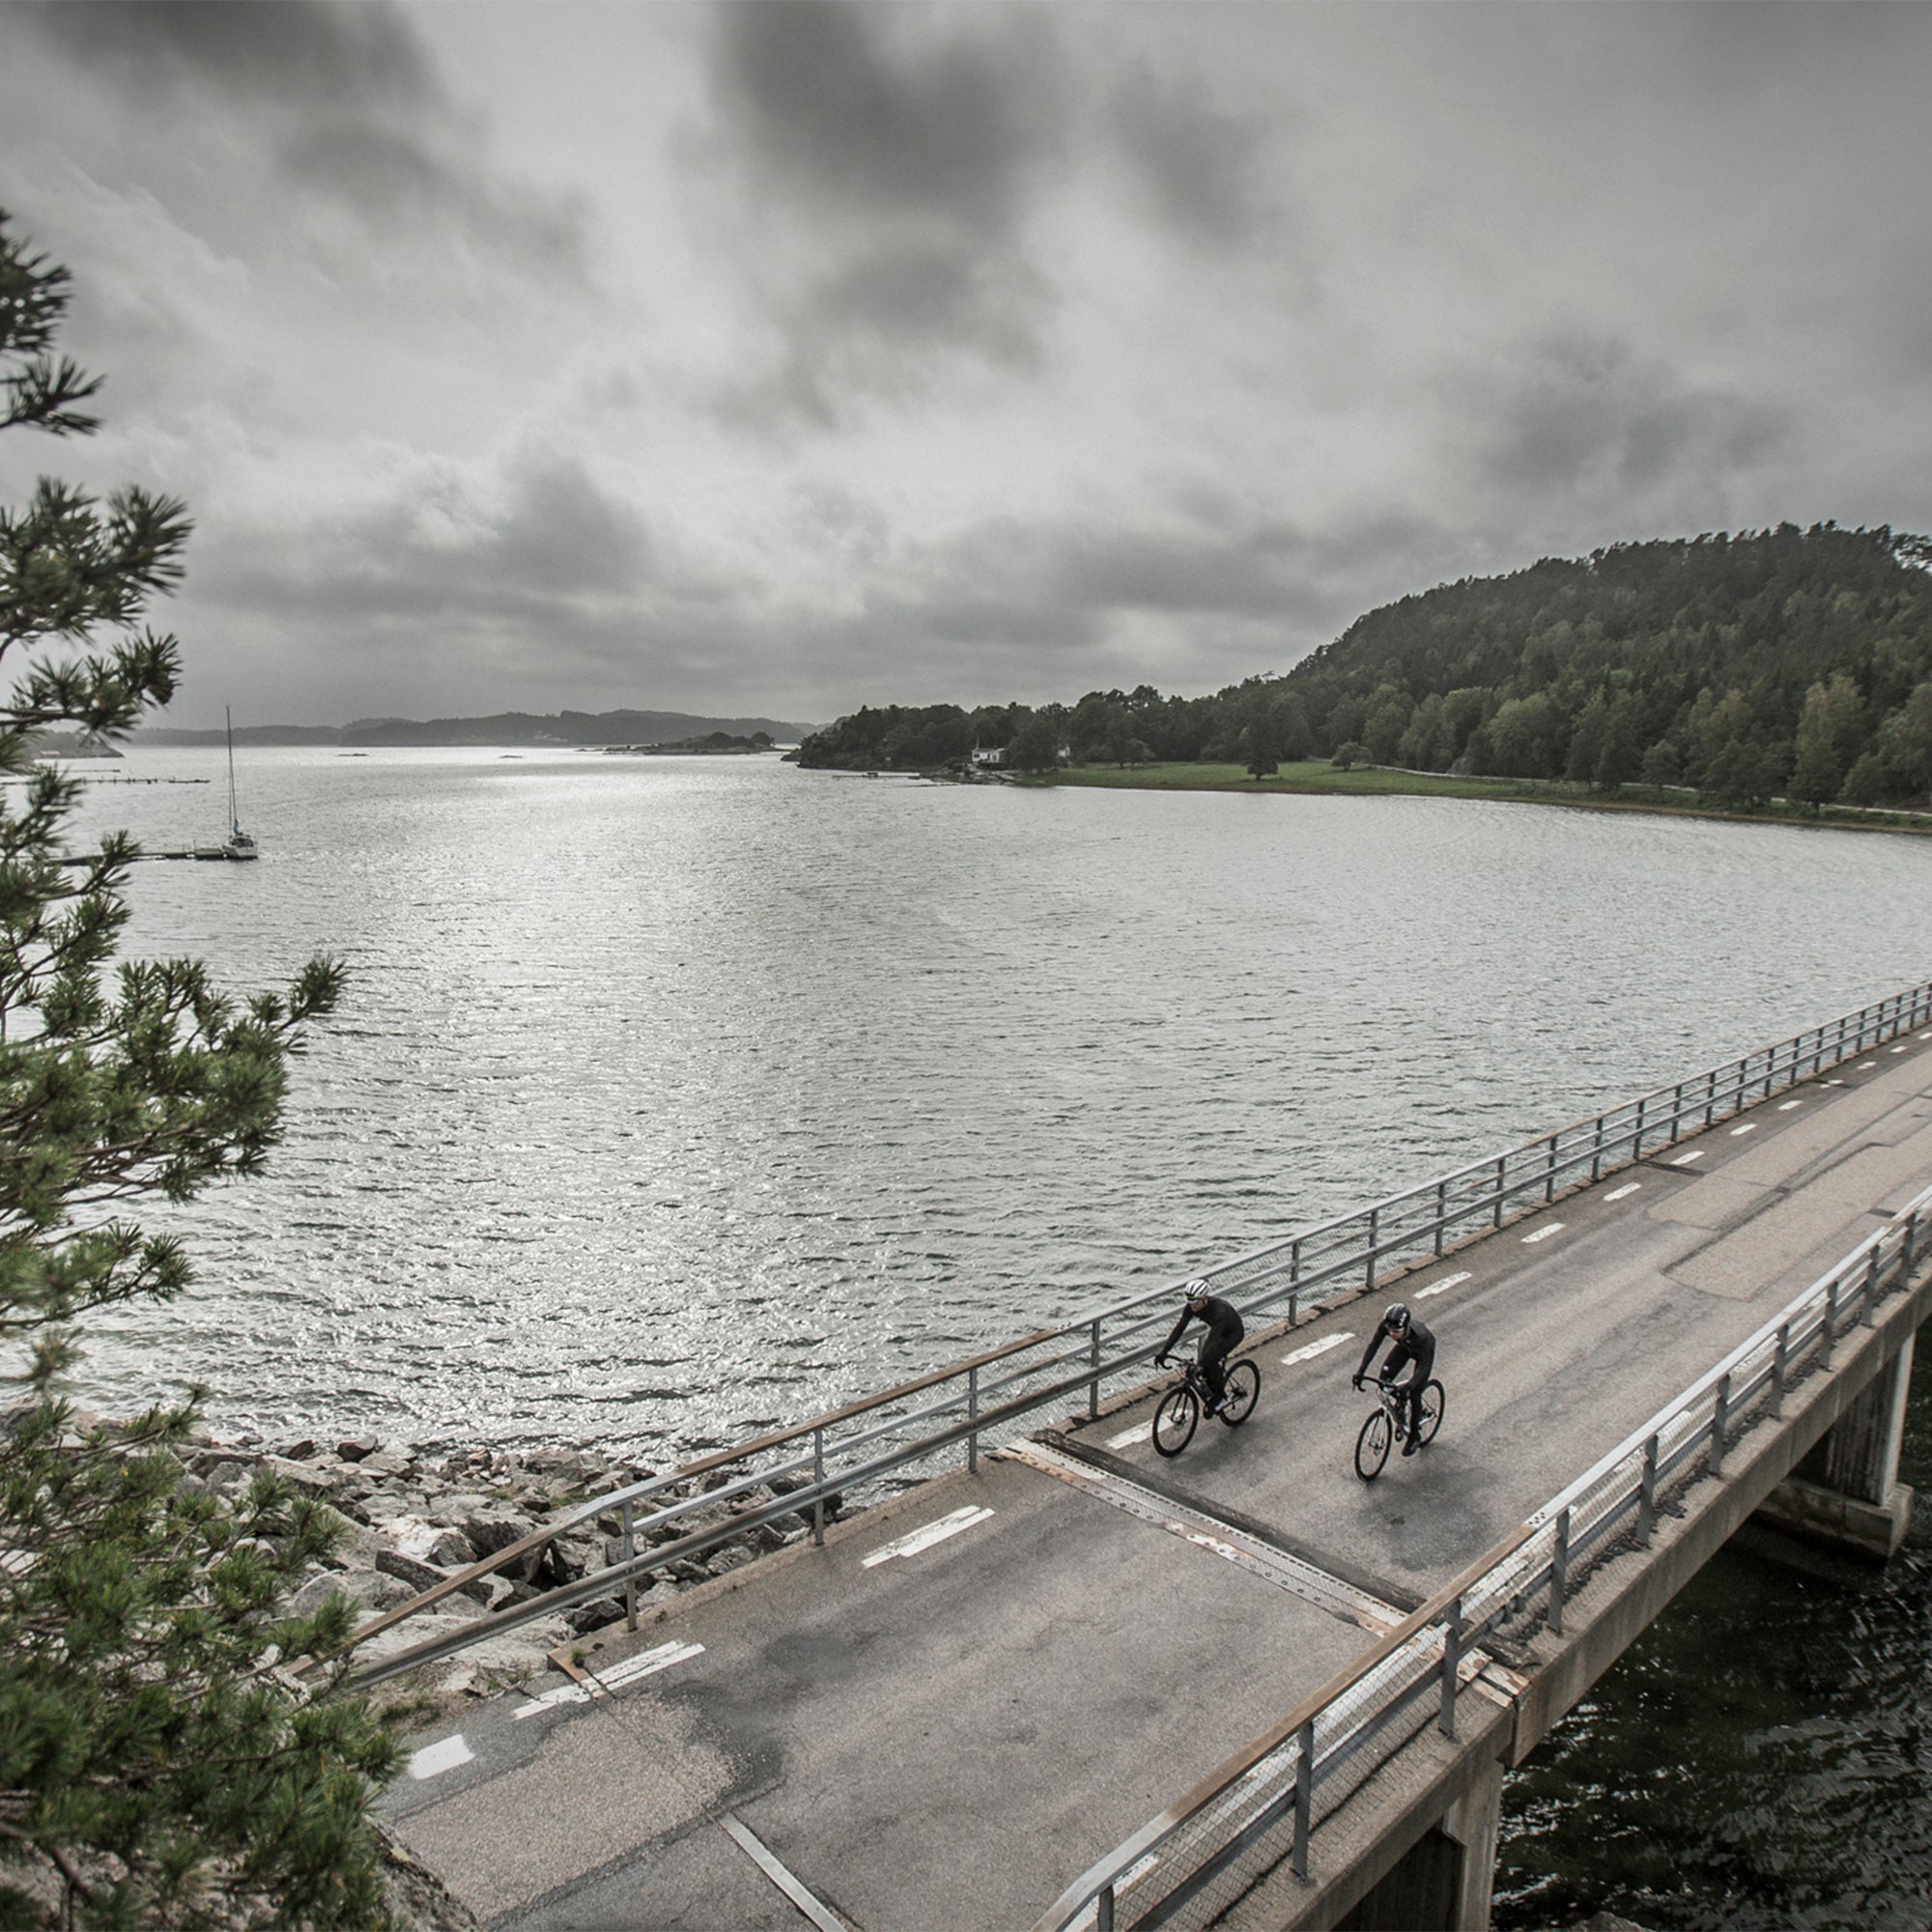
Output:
[{"xmin": 971, "ymin": 744, "xmax": 1008, "ymax": 768}]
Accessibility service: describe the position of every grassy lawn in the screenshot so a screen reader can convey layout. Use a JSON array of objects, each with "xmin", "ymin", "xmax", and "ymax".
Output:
[{"xmin": 1032, "ymin": 761, "xmax": 1932, "ymax": 835}]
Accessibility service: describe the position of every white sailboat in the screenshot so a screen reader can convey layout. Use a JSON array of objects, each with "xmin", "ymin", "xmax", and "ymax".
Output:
[{"xmin": 223, "ymin": 706, "xmax": 257, "ymax": 860}]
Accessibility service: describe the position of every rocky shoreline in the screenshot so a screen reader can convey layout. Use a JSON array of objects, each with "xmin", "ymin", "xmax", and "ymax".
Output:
[{"xmin": 153, "ymin": 1417, "xmax": 830, "ymax": 1705}]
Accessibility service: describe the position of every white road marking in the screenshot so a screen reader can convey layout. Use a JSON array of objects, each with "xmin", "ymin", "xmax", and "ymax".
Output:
[
  {"xmin": 408, "ymin": 1734, "xmax": 474, "ymax": 1780},
  {"xmin": 1283, "ymin": 1332, "xmax": 1354, "ymax": 1363},
  {"xmin": 1731, "ymin": 1122, "xmax": 1758, "ymax": 1137},
  {"xmin": 861, "ymin": 1504, "xmax": 994, "ymax": 1568},
  {"xmin": 1778, "ymin": 1100, "xmax": 1803, "ymax": 1111},
  {"xmin": 1522, "ymin": 1224, "xmax": 1564, "ymax": 1244},
  {"xmin": 1418, "ymin": 1273, "xmax": 1470, "ymax": 1299},
  {"xmin": 1825, "ymin": 1079, "xmax": 1846, "ymax": 1086},
  {"xmin": 1893, "ymin": 1044, "xmax": 1911, "ymax": 1054},
  {"xmin": 1108, "ymin": 1424, "xmax": 1149, "ymax": 1449},
  {"xmin": 1861, "ymin": 1062, "xmax": 1878, "ymax": 1070},
  {"xmin": 512, "ymin": 1638, "xmax": 704, "ymax": 1719},
  {"xmin": 720, "ymin": 1813, "xmax": 851, "ymax": 1932},
  {"xmin": 1671, "ymin": 1150, "xmax": 1706, "ymax": 1166},
  {"xmin": 1604, "ymin": 1182, "xmax": 1641, "ymax": 1203}
]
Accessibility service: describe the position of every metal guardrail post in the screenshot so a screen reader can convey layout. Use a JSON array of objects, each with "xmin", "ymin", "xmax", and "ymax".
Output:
[
  {"xmin": 1704, "ymin": 1068, "xmax": 1716, "ymax": 1127},
  {"xmin": 1367, "ymin": 1208, "xmax": 1379, "ymax": 1290},
  {"xmin": 1633, "ymin": 1095, "xmax": 1647, "ymax": 1162},
  {"xmin": 622, "ymin": 1499, "xmax": 638, "ymax": 1632},
  {"xmin": 1861, "ymin": 1248, "xmax": 1882, "ymax": 1327},
  {"xmin": 1549, "ymin": 1507, "xmax": 1572, "ymax": 1635},
  {"xmin": 968, "ymin": 1364, "xmax": 980, "ymax": 1474},
  {"xmin": 1669, "ymin": 1083, "xmax": 1684, "ymax": 1145},
  {"xmin": 1823, "ymin": 1280, "xmax": 1839, "ymax": 1362},
  {"xmin": 1435, "ymin": 1180, "xmax": 1447, "ymax": 1255},
  {"xmin": 1710, "ymin": 1372, "xmax": 1730, "ymax": 1477},
  {"xmin": 1090, "ymin": 1320, "xmax": 1103, "ymax": 1418},
  {"xmin": 1438, "ymin": 1594, "xmax": 1463, "ymax": 1738},
  {"xmin": 1545, "ymin": 1136, "xmax": 1557, "ymax": 1203},
  {"xmin": 1293, "ymin": 1717, "xmax": 1315, "ymax": 1879},
  {"xmin": 812, "ymin": 1427, "xmax": 826, "ymax": 1547},
  {"xmin": 1492, "ymin": 1156, "xmax": 1506, "ymax": 1228},
  {"xmin": 1590, "ymin": 1117, "xmax": 1605, "ymax": 1184},
  {"xmin": 1637, "ymin": 1435, "xmax": 1659, "ymax": 1546},
  {"xmin": 1095, "ymin": 1885, "xmax": 1114, "ymax": 1932},
  {"xmin": 1772, "ymin": 1322, "xmax": 1788, "ymax": 1415}
]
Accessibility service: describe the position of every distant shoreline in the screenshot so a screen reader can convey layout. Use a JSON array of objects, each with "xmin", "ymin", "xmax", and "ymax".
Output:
[{"xmin": 1020, "ymin": 760, "xmax": 1932, "ymax": 838}]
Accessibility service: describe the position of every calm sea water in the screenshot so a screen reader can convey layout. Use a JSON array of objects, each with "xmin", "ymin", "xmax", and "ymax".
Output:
[{"xmin": 55, "ymin": 744, "xmax": 1932, "ymax": 1923}]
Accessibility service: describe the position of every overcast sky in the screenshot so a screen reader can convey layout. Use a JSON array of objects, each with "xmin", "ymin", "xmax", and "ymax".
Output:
[{"xmin": 3, "ymin": 2, "xmax": 1929, "ymax": 729}]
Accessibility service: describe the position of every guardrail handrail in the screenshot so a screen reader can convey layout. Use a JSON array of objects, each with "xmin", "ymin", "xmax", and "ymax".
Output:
[
  {"xmin": 335, "ymin": 978, "xmax": 1932, "ymax": 1688},
  {"xmin": 1031, "ymin": 1173, "xmax": 1932, "ymax": 1932}
]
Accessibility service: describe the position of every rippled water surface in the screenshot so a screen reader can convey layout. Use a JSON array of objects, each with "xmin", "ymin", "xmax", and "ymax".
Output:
[
  {"xmin": 59, "ymin": 745, "xmax": 1932, "ymax": 1919},
  {"xmin": 66, "ymin": 746, "xmax": 1932, "ymax": 1457}
]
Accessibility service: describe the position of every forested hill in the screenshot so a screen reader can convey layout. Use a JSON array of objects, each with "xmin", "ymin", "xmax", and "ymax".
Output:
[{"xmin": 800, "ymin": 523, "xmax": 1932, "ymax": 810}]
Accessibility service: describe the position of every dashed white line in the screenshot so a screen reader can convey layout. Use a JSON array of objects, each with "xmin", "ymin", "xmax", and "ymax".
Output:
[
  {"xmin": 1860, "ymin": 1062, "xmax": 1878, "ymax": 1070},
  {"xmin": 1282, "ymin": 1332, "xmax": 1354, "ymax": 1364},
  {"xmin": 1108, "ymin": 1423, "xmax": 1149, "ymax": 1449},
  {"xmin": 1522, "ymin": 1224, "xmax": 1564, "ymax": 1244},
  {"xmin": 1778, "ymin": 1100, "xmax": 1803, "ymax": 1111},
  {"xmin": 862, "ymin": 1504, "xmax": 995, "ymax": 1568},
  {"xmin": 408, "ymin": 1735, "xmax": 474, "ymax": 1780},
  {"xmin": 1671, "ymin": 1150, "xmax": 1706, "ymax": 1167},
  {"xmin": 1604, "ymin": 1181, "xmax": 1642, "ymax": 1203},
  {"xmin": 1892, "ymin": 1044, "xmax": 1911, "ymax": 1055},
  {"xmin": 1731, "ymin": 1122, "xmax": 1758, "ymax": 1137},
  {"xmin": 1418, "ymin": 1273, "xmax": 1470, "ymax": 1299},
  {"xmin": 512, "ymin": 1638, "xmax": 705, "ymax": 1719}
]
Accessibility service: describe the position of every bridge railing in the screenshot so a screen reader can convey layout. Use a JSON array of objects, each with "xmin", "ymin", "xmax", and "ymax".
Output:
[
  {"xmin": 1030, "ymin": 1177, "xmax": 1932, "ymax": 1932},
  {"xmin": 335, "ymin": 978, "xmax": 1932, "ymax": 1688}
]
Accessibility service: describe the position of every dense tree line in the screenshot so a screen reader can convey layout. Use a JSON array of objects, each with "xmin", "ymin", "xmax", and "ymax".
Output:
[{"xmin": 798, "ymin": 524, "xmax": 1932, "ymax": 810}]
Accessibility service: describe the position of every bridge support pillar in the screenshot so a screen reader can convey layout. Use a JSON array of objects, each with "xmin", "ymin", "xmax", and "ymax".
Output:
[
  {"xmin": 1753, "ymin": 1333, "xmax": 1915, "ymax": 1560},
  {"xmin": 1335, "ymin": 1749, "xmax": 1502, "ymax": 1932}
]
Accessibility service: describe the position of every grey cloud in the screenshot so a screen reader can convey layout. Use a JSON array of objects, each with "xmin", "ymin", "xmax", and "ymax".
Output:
[
  {"xmin": 698, "ymin": 0, "xmax": 1069, "ymax": 424},
  {"xmin": 1472, "ymin": 331, "xmax": 1791, "ymax": 500},
  {"xmin": 1104, "ymin": 59, "xmax": 1283, "ymax": 250},
  {"xmin": 26, "ymin": 0, "xmax": 584, "ymax": 281}
]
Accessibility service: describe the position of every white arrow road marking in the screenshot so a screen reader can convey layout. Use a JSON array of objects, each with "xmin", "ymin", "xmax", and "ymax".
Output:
[
  {"xmin": 408, "ymin": 1734, "xmax": 474, "ymax": 1780},
  {"xmin": 862, "ymin": 1504, "xmax": 994, "ymax": 1568}
]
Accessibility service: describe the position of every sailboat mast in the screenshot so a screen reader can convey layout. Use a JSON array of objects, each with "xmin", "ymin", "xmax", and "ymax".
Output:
[{"xmin": 226, "ymin": 705, "xmax": 238, "ymax": 834}]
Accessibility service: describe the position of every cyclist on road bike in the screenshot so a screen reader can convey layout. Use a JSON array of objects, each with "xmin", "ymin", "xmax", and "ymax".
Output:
[
  {"xmin": 1353, "ymin": 1303, "xmax": 1435, "ymax": 1457},
  {"xmin": 1156, "ymin": 1281, "xmax": 1244, "ymax": 1415}
]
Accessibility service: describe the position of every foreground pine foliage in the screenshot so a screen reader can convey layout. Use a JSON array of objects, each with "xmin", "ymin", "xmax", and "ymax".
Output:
[{"xmin": 0, "ymin": 213, "xmax": 404, "ymax": 1929}]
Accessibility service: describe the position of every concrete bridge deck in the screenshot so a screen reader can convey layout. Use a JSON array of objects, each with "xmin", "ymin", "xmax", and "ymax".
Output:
[{"xmin": 381, "ymin": 1031, "xmax": 1932, "ymax": 1930}]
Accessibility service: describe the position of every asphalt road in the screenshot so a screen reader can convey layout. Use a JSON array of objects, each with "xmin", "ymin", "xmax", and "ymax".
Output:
[{"xmin": 382, "ymin": 1032, "xmax": 1932, "ymax": 1930}]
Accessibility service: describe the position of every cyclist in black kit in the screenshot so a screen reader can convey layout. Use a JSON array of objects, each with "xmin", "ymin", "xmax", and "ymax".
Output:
[
  {"xmin": 1353, "ymin": 1302, "xmax": 1435, "ymax": 1457},
  {"xmin": 1156, "ymin": 1280, "xmax": 1244, "ymax": 1414}
]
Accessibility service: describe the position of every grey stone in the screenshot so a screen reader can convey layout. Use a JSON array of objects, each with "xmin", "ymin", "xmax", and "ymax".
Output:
[
  {"xmin": 337, "ymin": 1437, "xmax": 379, "ymax": 1463},
  {"xmin": 377, "ymin": 1548, "xmax": 451, "ymax": 1595}
]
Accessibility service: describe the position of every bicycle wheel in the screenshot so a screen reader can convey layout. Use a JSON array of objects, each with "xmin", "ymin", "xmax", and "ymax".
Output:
[
  {"xmin": 1354, "ymin": 1406, "xmax": 1392, "ymax": 1481},
  {"xmin": 1153, "ymin": 1385, "xmax": 1200, "ymax": 1458},
  {"xmin": 1218, "ymin": 1360, "xmax": 1260, "ymax": 1427},
  {"xmin": 1416, "ymin": 1379, "xmax": 1445, "ymax": 1446}
]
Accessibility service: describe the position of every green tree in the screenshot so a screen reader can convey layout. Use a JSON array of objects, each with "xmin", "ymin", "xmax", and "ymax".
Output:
[
  {"xmin": 1007, "ymin": 705, "xmax": 1065, "ymax": 774},
  {"xmin": 1330, "ymin": 740, "xmax": 1372, "ymax": 770},
  {"xmin": 0, "ymin": 215, "xmax": 400, "ymax": 1929}
]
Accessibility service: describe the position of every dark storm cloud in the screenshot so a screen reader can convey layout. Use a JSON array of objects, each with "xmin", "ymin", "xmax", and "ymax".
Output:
[
  {"xmin": 1470, "ymin": 331, "xmax": 1792, "ymax": 501},
  {"xmin": 26, "ymin": 0, "xmax": 583, "ymax": 278},
  {"xmin": 1103, "ymin": 60, "xmax": 1283, "ymax": 251},
  {"xmin": 699, "ymin": 0, "xmax": 1069, "ymax": 424}
]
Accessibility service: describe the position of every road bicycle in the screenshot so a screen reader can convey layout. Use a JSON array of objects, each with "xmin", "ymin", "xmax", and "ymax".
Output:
[
  {"xmin": 1152, "ymin": 1355, "xmax": 1260, "ymax": 1458},
  {"xmin": 1353, "ymin": 1375, "xmax": 1444, "ymax": 1481}
]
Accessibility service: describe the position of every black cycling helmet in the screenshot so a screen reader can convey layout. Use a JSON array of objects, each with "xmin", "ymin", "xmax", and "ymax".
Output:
[
  {"xmin": 1183, "ymin": 1278, "xmax": 1211, "ymax": 1303},
  {"xmin": 1383, "ymin": 1301, "xmax": 1411, "ymax": 1332}
]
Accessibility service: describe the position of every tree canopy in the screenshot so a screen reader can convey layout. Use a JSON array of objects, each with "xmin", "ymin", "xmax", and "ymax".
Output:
[
  {"xmin": 0, "ymin": 213, "xmax": 402, "ymax": 1929},
  {"xmin": 798, "ymin": 524, "xmax": 1932, "ymax": 812}
]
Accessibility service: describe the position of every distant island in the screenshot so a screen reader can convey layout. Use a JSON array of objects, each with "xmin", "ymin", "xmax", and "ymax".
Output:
[
  {"xmin": 797, "ymin": 524, "xmax": 1932, "ymax": 824},
  {"xmin": 136, "ymin": 707, "xmax": 817, "ymax": 749},
  {"xmin": 602, "ymin": 730, "xmax": 777, "ymax": 756}
]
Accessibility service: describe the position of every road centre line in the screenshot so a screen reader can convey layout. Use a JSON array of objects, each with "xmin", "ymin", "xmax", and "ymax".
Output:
[
  {"xmin": 512, "ymin": 1638, "xmax": 704, "ymax": 1719},
  {"xmin": 1893, "ymin": 1043, "xmax": 1911, "ymax": 1054},
  {"xmin": 1731, "ymin": 1122, "xmax": 1759, "ymax": 1136},
  {"xmin": 1779, "ymin": 1100, "xmax": 1803, "ymax": 1111},
  {"xmin": 1003, "ymin": 1439, "xmax": 1405, "ymax": 1633},
  {"xmin": 408, "ymin": 1734, "xmax": 474, "ymax": 1781},
  {"xmin": 861, "ymin": 1504, "xmax": 994, "ymax": 1568},
  {"xmin": 1283, "ymin": 1332, "xmax": 1354, "ymax": 1364},
  {"xmin": 1604, "ymin": 1181, "xmax": 1641, "ymax": 1202},
  {"xmin": 1522, "ymin": 1224, "xmax": 1564, "ymax": 1244},
  {"xmin": 1671, "ymin": 1150, "xmax": 1706, "ymax": 1166},
  {"xmin": 719, "ymin": 1812, "xmax": 852, "ymax": 1932},
  {"xmin": 1418, "ymin": 1274, "xmax": 1470, "ymax": 1299}
]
